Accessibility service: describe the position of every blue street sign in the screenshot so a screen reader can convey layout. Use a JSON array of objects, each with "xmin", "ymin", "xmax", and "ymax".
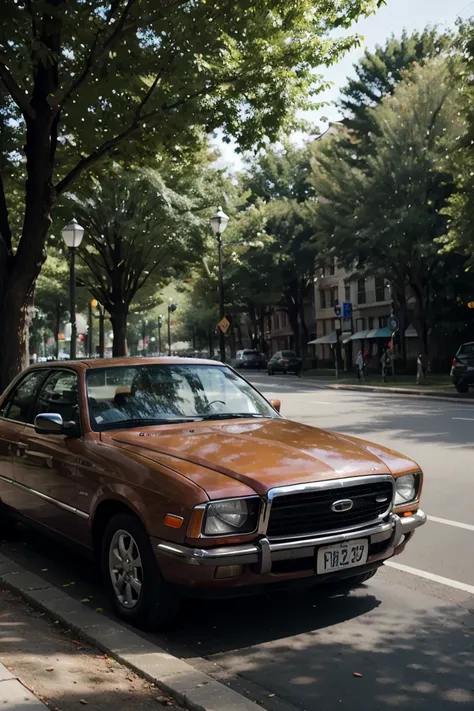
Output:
[
  {"xmin": 389, "ymin": 315, "xmax": 399, "ymax": 332},
  {"xmin": 342, "ymin": 302, "xmax": 352, "ymax": 320}
]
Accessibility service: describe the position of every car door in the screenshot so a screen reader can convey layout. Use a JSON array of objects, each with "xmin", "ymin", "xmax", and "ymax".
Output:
[
  {"xmin": 14, "ymin": 369, "xmax": 88, "ymax": 541},
  {"xmin": 0, "ymin": 370, "xmax": 49, "ymax": 512}
]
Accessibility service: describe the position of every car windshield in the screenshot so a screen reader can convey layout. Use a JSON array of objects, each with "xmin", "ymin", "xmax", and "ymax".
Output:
[
  {"xmin": 459, "ymin": 344, "xmax": 474, "ymax": 356},
  {"xmin": 86, "ymin": 363, "xmax": 278, "ymax": 431}
]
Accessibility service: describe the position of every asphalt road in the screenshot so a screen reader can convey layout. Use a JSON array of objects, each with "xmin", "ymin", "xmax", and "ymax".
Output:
[{"xmin": 1, "ymin": 374, "xmax": 473, "ymax": 711}]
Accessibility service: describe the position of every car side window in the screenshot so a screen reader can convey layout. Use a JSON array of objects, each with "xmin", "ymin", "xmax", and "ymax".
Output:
[
  {"xmin": 35, "ymin": 371, "xmax": 80, "ymax": 426},
  {"xmin": 1, "ymin": 371, "xmax": 48, "ymax": 424}
]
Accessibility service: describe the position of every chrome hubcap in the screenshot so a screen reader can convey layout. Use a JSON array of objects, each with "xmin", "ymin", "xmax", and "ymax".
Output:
[{"xmin": 109, "ymin": 530, "xmax": 143, "ymax": 609}]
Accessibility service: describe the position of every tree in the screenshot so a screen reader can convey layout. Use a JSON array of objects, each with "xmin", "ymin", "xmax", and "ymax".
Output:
[
  {"xmin": 62, "ymin": 167, "xmax": 205, "ymax": 356},
  {"xmin": 338, "ymin": 27, "xmax": 453, "ymax": 154},
  {"xmin": 0, "ymin": 0, "xmax": 385, "ymax": 388},
  {"xmin": 238, "ymin": 145, "xmax": 318, "ymax": 356},
  {"xmin": 441, "ymin": 20, "xmax": 474, "ymax": 261},
  {"xmin": 310, "ymin": 59, "xmax": 462, "ymax": 360}
]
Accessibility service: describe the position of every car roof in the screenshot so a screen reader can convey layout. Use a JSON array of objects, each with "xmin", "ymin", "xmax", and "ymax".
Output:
[{"xmin": 26, "ymin": 357, "xmax": 222, "ymax": 373}]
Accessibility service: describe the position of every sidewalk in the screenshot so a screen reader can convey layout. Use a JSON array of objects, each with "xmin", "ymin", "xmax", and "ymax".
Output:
[
  {"xmin": 0, "ymin": 588, "xmax": 181, "ymax": 711},
  {"xmin": 301, "ymin": 373, "xmax": 474, "ymax": 400}
]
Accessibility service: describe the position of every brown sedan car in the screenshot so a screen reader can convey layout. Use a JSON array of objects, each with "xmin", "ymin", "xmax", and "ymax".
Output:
[{"xmin": 0, "ymin": 358, "xmax": 426, "ymax": 628}]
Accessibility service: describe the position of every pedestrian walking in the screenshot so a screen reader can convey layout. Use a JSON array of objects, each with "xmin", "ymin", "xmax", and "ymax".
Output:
[
  {"xmin": 356, "ymin": 350, "xmax": 365, "ymax": 381},
  {"xmin": 416, "ymin": 354, "xmax": 425, "ymax": 384},
  {"xmin": 380, "ymin": 350, "xmax": 389, "ymax": 382}
]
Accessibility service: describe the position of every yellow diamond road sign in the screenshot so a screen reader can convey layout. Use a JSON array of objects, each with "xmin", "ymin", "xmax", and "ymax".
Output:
[{"xmin": 218, "ymin": 317, "xmax": 230, "ymax": 334}]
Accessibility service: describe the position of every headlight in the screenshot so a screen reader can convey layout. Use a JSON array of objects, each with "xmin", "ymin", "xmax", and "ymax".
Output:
[
  {"xmin": 394, "ymin": 473, "xmax": 418, "ymax": 506},
  {"xmin": 203, "ymin": 498, "xmax": 260, "ymax": 536}
]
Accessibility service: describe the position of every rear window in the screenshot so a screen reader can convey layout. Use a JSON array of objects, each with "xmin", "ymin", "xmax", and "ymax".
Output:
[
  {"xmin": 243, "ymin": 350, "xmax": 258, "ymax": 355},
  {"xmin": 281, "ymin": 351, "xmax": 296, "ymax": 357},
  {"xmin": 459, "ymin": 344, "xmax": 474, "ymax": 356}
]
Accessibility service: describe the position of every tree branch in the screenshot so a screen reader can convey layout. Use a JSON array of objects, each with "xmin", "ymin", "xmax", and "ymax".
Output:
[
  {"xmin": 0, "ymin": 168, "xmax": 13, "ymax": 257},
  {"xmin": 0, "ymin": 64, "xmax": 34, "ymax": 118},
  {"xmin": 59, "ymin": 0, "xmax": 139, "ymax": 110},
  {"xmin": 55, "ymin": 122, "xmax": 140, "ymax": 195}
]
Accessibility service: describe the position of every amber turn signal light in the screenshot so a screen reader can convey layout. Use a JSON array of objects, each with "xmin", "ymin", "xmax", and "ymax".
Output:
[
  {"xmin": 186, "ymin": 508, "xmax": 205, "ymax": 538},
  {"xmin": 164, "ymin": 514, "xmax": 184, "ymax": 529}
]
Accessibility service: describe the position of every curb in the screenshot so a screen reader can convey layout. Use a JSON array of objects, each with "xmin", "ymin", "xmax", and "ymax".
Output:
[
  {"xmin": 294, "ymin": 377, "xmax": 473, "ymax": 403},
  {"xmin": 0, "ymin": 553, "xmax": 261, "ymax": 711},
  {"xmin": 0, "ymin": 661, "xmax": 49, "ymax": 710}
]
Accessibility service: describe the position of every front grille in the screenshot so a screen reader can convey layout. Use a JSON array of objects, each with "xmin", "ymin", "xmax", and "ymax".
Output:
[{"xmin": 267, "ymin": 480, "xmax": 393, "ymax": 539}]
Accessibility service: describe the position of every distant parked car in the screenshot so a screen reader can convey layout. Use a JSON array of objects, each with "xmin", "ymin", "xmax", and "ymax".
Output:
[
  {"xmin": 268, "ymin": 350, "xmax": 302, "ymax": 375},
  {"xmin": 236, "ymin": 349, "xmax": 267, "ymax": 370},
  {"xmin": 451, "ymin": 342, "xmax": 474, "ymax": 393}
]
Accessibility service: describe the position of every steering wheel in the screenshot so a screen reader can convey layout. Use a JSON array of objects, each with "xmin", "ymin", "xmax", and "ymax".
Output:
[{"xmin": 207, "ymin": 400, "xmax": 226, "ymax": 409}]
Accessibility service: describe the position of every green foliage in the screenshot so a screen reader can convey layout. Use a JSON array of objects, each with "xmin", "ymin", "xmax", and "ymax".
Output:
[
  {"xmin": 441, "ymin": 19, "xmax": 474, "ymax": 260},
  {"xmin": 311, "ymin": 59, "xmax": 462, "ymax": 356},
  {"xmin": 57, "ymin": 165, "xmax": 208, "ymax": 353},
  {"xmin": 338, "ymin": 27, "xmax": 453, "ymax": 153}
]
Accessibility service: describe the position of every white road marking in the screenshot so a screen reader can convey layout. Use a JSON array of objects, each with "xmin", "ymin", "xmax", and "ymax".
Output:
[
  {"xmin": 452, "ymin": 417, "xmax": 474, "ymax": 421},
  {"xmin": 311, "ymin": 400, "xmax": 333, "ymax": 405},
  {"xmin": 427, "ymin": 515, "xmax": 474, "ymax": 532},
  {"xmin": 386, "ymin": 561, "xmax": 474, "ymax": 595}
]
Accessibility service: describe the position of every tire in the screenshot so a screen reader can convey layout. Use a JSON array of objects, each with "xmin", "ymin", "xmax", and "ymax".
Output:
[
  {"xmin": 455, "ymin": 381, "xmax": 469, "ymax": 394},
  {"xmin": 101, "ymin": 513, "xmax": 179, "ymax": 630},
  {"xmin": 268, "ymin": 369, "xmax": 273, "ymax": 376}
]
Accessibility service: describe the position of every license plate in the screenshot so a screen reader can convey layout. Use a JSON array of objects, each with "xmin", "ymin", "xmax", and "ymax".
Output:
[{"xmin": 316, "ymin": 539, "xmax": 368, "ymax": 574}]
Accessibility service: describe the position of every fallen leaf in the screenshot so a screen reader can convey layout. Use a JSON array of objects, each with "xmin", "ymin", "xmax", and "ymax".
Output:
[
  {"xmin": 80, "ymin": 598, "xmax": 90, "ymax": 603},
  {"xmin": 72, "ymin": 640, "xmax": 82, "ymax": 646},
  {"xmin": 79, "ymin": 700, "xmax": 89, "ymax": 705},
  {"xmin": 62, "ymin": 582, "xmax": 75, "ymax": 588},
  {"xmin": 269, "ymin": 693, "xmax": 276, "ymax": 697},
  {"xmin": 353, "ymin": 672, "xmax": 363, "ymax": 678},
  {"xmin": 46, "ymin": 667, "xmax": 54, "ymax": 672},
  {"xmin": 41, "ymin": 568, "xmax": 48, "ymax": 572},
  {"xmin": 95, "ymin": 607, "xmax": 103, "ymax": 612}
]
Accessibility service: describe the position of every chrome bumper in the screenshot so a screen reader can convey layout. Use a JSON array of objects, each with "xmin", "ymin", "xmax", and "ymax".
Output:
[{"xmin": 156, "ymin": 510, "xmax": 426, "ymax": 575}]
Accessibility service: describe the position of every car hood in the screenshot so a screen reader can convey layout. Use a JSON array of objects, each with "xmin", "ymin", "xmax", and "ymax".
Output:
[{"xmin": 101, "ymin": 418, "xmax": 417, "ymax": 497}]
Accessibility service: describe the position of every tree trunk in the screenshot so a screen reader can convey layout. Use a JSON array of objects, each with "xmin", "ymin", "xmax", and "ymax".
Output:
[
  {"xmin": 299, "ymin": 300, "xmax": 309, "ymax": 360},
  {"xmin": 110, "ymin": 307, "xmax": 128, "ymax": 357},
  {"xmin": 0, "ymin": 293, "xmax": 31, "ymax": 386},
  {"xmin": 287, "ymin": 302, "xmax": 300, "ymax": 356}
]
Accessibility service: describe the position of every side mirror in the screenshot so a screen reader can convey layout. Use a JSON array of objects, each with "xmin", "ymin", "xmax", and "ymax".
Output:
[
  {"xmin": 35, "ymin": 413, "xmax": 79, "ymax": 437},
  {"xmin": 270, "ymin": 399, "xmax": 281, "ymax": 413}
]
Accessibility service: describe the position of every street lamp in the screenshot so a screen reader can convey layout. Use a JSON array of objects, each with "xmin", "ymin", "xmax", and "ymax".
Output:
[
  {"xmin": 167, "ymin": 298, "xmax": 177, "ymax": 356},
  {"xmin": 210, "ymin": 206, "xmax": 229, "ymax": 363},
  {"xmin": 61, "ymin": 219, "xmax": 84, "ymax": 360}
]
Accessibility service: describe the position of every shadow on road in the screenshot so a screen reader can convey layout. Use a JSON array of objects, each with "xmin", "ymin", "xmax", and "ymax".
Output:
[
  {"xmin": 249, "ymin": 374, "xmax": 474, "ymax": 449},
  {"xmin": 2, "ymin": 524, "xmax": 473, "ymax": 710}
]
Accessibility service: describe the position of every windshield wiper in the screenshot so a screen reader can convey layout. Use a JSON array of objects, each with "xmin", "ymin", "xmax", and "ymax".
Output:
[
  {"xmin": 199, "ymin": 413, "xmax": 267, "ymax": 421},
  {"xmin": 101, "ymin": 417, "xmax": 201, "ymax": 430}
]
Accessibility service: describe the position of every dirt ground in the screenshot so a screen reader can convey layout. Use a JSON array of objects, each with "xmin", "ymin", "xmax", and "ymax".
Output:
[{"xmin": 0, "ymin": 588, "xmax": 182, "ymax": 710}]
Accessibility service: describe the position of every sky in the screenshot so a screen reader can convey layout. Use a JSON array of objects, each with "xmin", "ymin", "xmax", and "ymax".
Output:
[{"xmin": 216, "ymin": 0, "xmax": 474, "ymax": 171}]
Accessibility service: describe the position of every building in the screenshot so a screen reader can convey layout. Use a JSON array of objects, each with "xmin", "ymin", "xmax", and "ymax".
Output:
[{"xmin": 311, "ymin": 261, "xmax": 393, "ymax": 368}]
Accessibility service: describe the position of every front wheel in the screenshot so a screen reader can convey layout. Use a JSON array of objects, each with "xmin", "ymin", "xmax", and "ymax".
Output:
[
  {"xmin": 101, "ymin": 513, "xmax": 179, "ymax": 629},
  {"xmin": 455, "ymin": 380, "xmax": 469, "ymax": 394},
  {"xmin": 268, "ymin": 369, "xmax": 274, "ymax": 376}
]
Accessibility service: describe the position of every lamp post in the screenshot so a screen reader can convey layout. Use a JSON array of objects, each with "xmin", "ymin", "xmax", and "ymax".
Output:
[
  {"xmin": 158, "ymin": 314, "xmax": 163, "ymax": 355},
  {"xmin": 91, "ymin": 299, "xmax": 105, "ymax": 358},
  {"xmin": 210, "ymin": 207, "xmax": 229, "ymax": 363},
  {"xmin": 87, "ymin": 299, "xmax": 94, "ymax": 357},
  {"xmin": 61, "ymin": 219, "xmax": 84, "ymax": 360},
  {"xmin": 167, "ymin": 299, "xmax": 177, "ymax": 356}
]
